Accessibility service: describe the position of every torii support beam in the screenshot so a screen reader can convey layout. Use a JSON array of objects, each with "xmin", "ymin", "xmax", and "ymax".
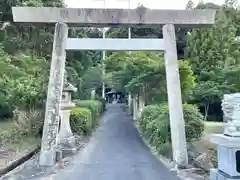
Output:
[
  {"xmin": 66, "ymin": 38, "xmax": 165, "ymax": 51},
  {"xmin": 11, "ymin": 6, "xmax": 216, "ymax": 168},
  {"xmin": 11, "ymin": 7, "xmax": 216, "ymax": 28}
]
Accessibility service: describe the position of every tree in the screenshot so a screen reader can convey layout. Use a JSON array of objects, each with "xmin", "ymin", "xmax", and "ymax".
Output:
[
  {"xmin": 186, "ymin": 0, "xmax": 195, "ymax": 9},
  {"xmin": 0, "ymin": 0, "xmax": 101, "ymax": 114},
  {"xmin": 79, "ymin": 66, "xmax": 103, "ymax": 99},
  {"xmin": 186, "ymin": 8, "xmax": 240, "ymax": 120},
  {"xmin": 107, "ymin": 26, "xmax": 187, "ymax": 59},
  {"xmin": 224, "ymin": 0, "xmax": 238, "ymax": 8},
  {"xmin": 105, "ymin": 52, "xmax": 196, "ymax": 105}
]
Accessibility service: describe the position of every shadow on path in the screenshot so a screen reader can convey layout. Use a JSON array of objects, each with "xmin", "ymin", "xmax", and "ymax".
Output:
[{"xmin": 54, "ymin": 104, "xmax": 181, "ymax": 180}]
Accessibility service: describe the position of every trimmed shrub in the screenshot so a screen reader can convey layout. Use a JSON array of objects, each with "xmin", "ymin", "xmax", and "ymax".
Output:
[
  {"xmin": 137, "ymin": 103, "xmax": 204, "ymax": 156},
  {"xmin": 74, "ymin": 100, "xmax": 103, "ymax": 119},
  {"xmin": 70, "ymin": 107, "xmax": 93, "ymax": 135}
]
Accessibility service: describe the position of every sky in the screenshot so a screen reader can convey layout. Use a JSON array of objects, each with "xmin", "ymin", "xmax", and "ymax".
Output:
[{"xmin": 66, "ymin": 0, "xmax": 226, "ymax": 10}]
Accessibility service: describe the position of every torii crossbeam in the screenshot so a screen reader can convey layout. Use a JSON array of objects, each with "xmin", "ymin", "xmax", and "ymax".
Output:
[
  {"xmin": 11, "ymin": 7, "xmax": 216, "ymax": 167},
  {"xmin": 12, "ymin": 7, "xmax": 215, "ymax": 28}
]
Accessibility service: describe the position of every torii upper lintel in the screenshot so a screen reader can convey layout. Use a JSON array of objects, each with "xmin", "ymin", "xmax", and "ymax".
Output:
[{"xmin": 11, "ymin": 7, "xmax": 216, "ymax": 28}]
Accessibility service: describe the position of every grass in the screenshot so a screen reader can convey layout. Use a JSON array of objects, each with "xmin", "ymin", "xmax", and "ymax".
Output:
[
  {"xmin": 0, "ymin": 120, "xmax": 41, "ymax": 150},
  {"xmin": 0, "ymin": 119, "xmax": 41, "ymax": 168},
  {"xmin": 189, "ymin": 121, "xmax": 225, "ymax": 169},
  {"xmin": 204, "ymin": 121, "xmax": 225, "ymax": 135},
  {"xmin": 0, "ymin": 120, "xmax": 15, "ymax": 131},
  {"xmin": 8, "ymin": 136, "xmax": 41, "ymax": 152}
]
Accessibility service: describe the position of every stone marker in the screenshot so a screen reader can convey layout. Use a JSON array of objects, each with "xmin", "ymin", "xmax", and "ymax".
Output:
[
  {"xmin": 128, "ymin": 93, "xmax": 132, "ymax": 114},
  {"xmin": 162, "ymin": 24, "xmax": 188, "ymax": 167},
  {"xmin": 211, "ymin": 93, "xmax": 240, "ymax": 180},
  {"xmin": 133, "ymin": 96, "xmax": 137, "ymax": 121},
  {"xmin": 91, "ymin": 89, "xmax": 96, "ymax": 100},
  {"xmin": 39, "ymin": 22, "xmax": 68, "ymax": 166}
]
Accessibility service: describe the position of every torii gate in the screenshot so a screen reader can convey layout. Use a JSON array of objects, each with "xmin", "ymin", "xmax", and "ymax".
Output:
[{"xmin": 12, "ymin": 7, "xmax": 216, "ymax": 167}]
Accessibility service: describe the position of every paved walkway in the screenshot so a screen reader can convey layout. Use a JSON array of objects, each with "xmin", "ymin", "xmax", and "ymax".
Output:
[{"xmin": 54, "ymin": 104, "xmax": 181, "ymax": 180}]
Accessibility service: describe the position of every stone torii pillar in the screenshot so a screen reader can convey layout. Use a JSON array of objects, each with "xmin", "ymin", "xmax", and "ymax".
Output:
[
  {"xmin": 39, "ymin": 22, "xmax": 68, "ymax": 166},
  {"xmin": 163, "ymin": 24, "xmax": 188, "ymax": 166},
  {"xmin": 11, "ymin": 7, "xmax": 216, "ymax": 167}
]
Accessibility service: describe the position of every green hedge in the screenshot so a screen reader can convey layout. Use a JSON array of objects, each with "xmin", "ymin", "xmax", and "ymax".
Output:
[
  {"xmin": 137, "ymin": 103, "xmax": 204, "ymax": 156},
  {"xmin": 70, "ymin": 107, "xmax": 93, "ymax": 135},
  {"xmin": 70, "ymin": 100, "xmax": 103, "ymax": 135},
  {"xmin": 95, "ymin": 97, "xmax": 106, "ymax": 111},
  {"xmin": 74, "ymin": 100, "xmax": 103, "ymax": 119}
]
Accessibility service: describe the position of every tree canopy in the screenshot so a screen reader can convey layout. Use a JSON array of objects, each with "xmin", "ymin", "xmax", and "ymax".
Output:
[{"xmin": 105, "ymin": 52, "xmax": 196, "ymax": 104}]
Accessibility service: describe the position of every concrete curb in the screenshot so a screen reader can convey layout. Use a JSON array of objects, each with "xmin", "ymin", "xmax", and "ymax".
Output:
[{"xmin": 0, "ymin": 145, "xmax": 40, "ymax": 177}]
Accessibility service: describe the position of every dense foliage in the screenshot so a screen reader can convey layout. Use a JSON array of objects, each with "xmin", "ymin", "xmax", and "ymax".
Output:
[
  {"xmin": 187, "ymin": 8, "xmax": 240, "ymax": 120},
  {"xmin": 0, "ymin": 0, "xmax": 105, "ymax": 119},
  {"xmin": 105, "ymin": 52, "xmax": 195, "ymax": 104},
  {"xmin": 0, "ymin": 0, "xmax": 106, "ymax": 147}
]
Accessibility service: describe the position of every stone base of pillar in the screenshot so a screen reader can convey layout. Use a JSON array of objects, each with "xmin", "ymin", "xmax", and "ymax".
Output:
[
  {"xmin": 128, "ymin": 103, "xmax": 132, "ymax": 115},
  {"xmin": 39, "ymin": 149, "xmax": 57, "ymax": 166},
  {"xmin": 57, "ymin": 136, "xmax": 77, "ymax": 157},
  {"xmin": 210, "ymin": 169, "xmax": 239, "ymax": 180}
]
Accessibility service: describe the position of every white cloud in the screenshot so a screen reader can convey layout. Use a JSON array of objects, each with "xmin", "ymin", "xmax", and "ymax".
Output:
[{"xmin": 65, "ymin": 0, "xmax": 226, "ymax": 9}]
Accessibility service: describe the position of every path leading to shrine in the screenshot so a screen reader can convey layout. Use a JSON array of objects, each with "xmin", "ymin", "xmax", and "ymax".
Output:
[{"xmin": 53, "ymin": 104, "xmax": 181, "ymax": 180}]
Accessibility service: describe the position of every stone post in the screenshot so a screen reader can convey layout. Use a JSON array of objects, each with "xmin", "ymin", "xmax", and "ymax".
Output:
[
  {"xmin": 162, "ymin": 24, "xmax": 188, "ymax": 167},
  {"xmin": 91, "ymin": 89, "xmax": 96, "ymax": 100},
  {"xmin": 133, "ymin": 95, "xmax": 137, "ymax": 121},
  {"xmin": 211, "ymin": 93, "xmax": 240, "ymax": 180},
  {"xmin": 57, "ymin": 72, "xmax": 77, "ymax": 157},
  {"xmin": 128, "ymin": 93, "xmax": 132, "ymax": 114},
  {"xmin": 138, "ymin": 93, "xmax": 145, "ymax": 117},
  {"xmin": 138, "ymin": 88, "xmax": 145, "ymax": 118},
  {"xmin": 39, "ymin": 22, "xmax": 68, "ymax": 166},
  {"xmin": 136, "ymin": 94, "xmax": 141, "ymax": 119}
]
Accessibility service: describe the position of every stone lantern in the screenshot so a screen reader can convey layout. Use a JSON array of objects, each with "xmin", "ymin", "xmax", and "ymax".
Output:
[
  {"xmin": 57, "ymin": 70, "xmax": 77, "ymax": 157},
  {"xmin": 211, "ymin": 93, "xmax": 240, "ymax": 180}
]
